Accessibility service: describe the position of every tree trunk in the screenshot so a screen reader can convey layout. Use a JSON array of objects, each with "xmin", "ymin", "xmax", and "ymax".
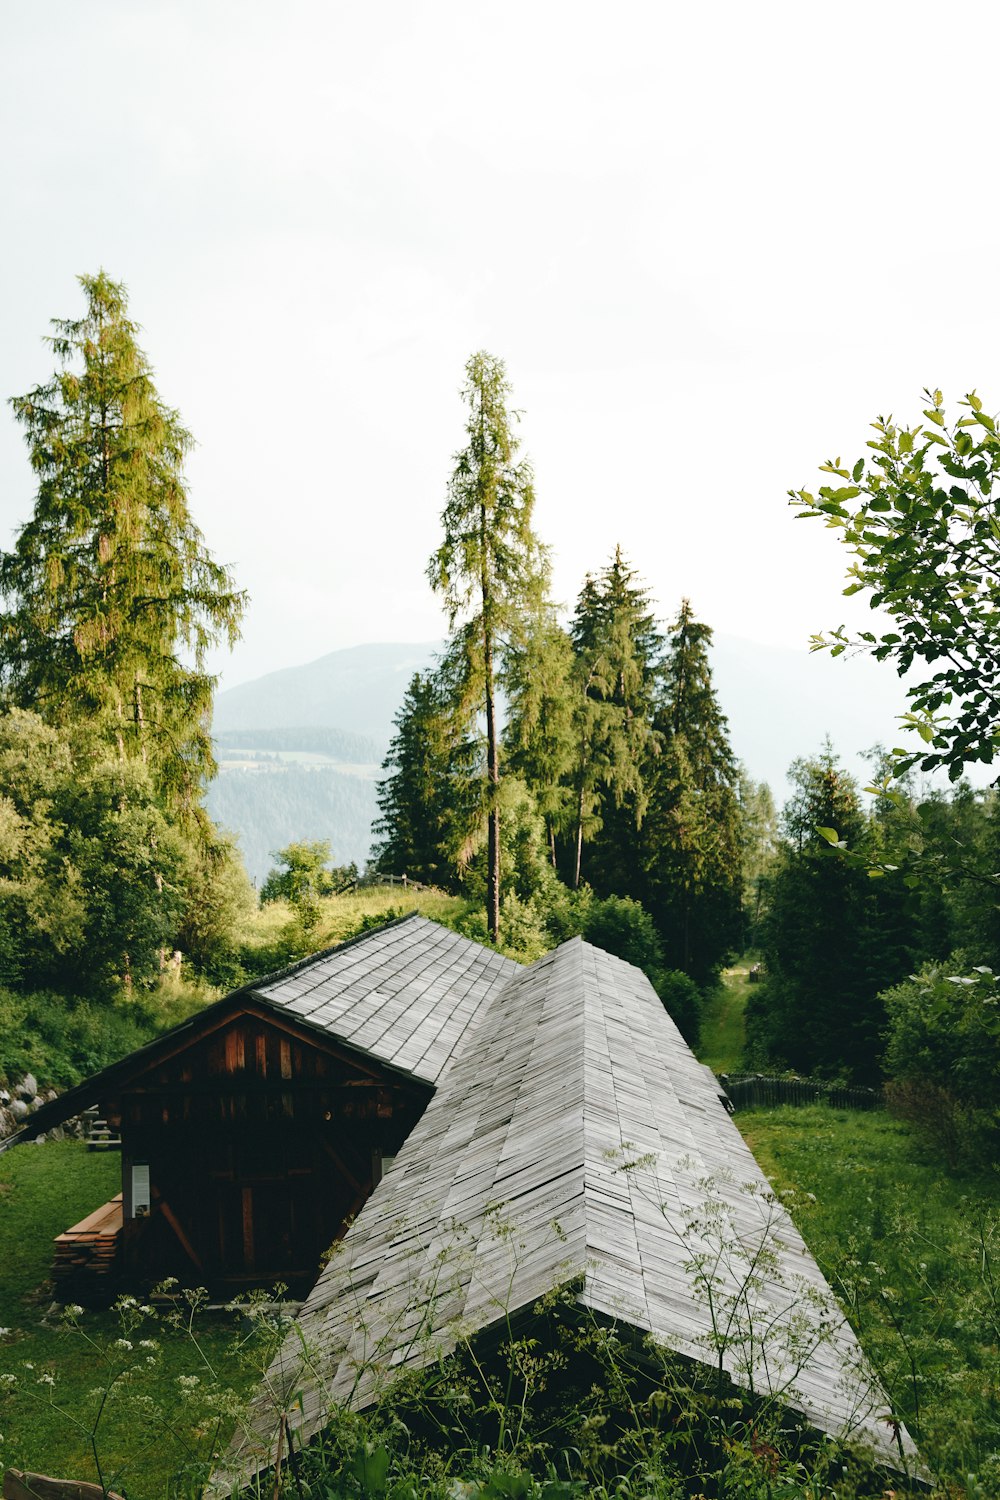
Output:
[
  {"xmin": 481, "ymin": 486, "xmax": 500, "ymax": 945},
  {"xmin": 573, "ymin": 784, "xmax": 585, "ymax": 890},
  {"xmin": 484, "ymin": 628, "xmax": 500, "ymax": 944}
]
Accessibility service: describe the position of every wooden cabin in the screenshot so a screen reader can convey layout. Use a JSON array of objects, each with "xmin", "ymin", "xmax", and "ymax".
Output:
[
  {"xmin": 103, "ymin": 998, "xmax": 430, "ymax": 1293},
  {"xmin": 220, "ymin": 930, "xmax": 917, "ymax": 1486},
  {"xmin": 0, "ymin": 916, "xmax": 518, "ymax": 1297}
]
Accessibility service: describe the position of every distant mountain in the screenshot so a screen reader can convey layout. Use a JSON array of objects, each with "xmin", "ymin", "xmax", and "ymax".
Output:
[
  {"xmin": 709, "ymin": 634, "xmax": 912, "ymax": 796},
  {"xmin": 215, "ymin": 725, "xmax": 384, "ymax": 765},
  {"xmin": 206, "ymin": 765, "xmax": 379, "ymax": 888},
  {"xmin": 206, "ymin": 635, "xmax": 957, "ymax": 885},
  {"xmin": 212, "ymin": 641, "xmax": 441, "ymax": 745}
]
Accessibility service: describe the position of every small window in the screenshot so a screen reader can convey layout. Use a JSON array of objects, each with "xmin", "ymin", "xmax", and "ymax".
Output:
[{"xmin": 132, "ymin": 1162, "xmax": 151, "ymax": 1218}]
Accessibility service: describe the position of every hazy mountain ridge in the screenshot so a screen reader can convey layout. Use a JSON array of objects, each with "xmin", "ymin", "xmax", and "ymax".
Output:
[
  {"xmin": 212, "ymin": 642, "xmax": 440, "ymax": 742},
  {"xmin": 208, "ymin": 636, "xmax": 926, "ymax": 884}
]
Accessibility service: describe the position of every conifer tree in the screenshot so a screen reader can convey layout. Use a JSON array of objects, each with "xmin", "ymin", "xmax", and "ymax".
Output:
[
  {"xmin": 1, "ymin": 272, "xmax": 246, "ymax": 819},
  {"xmin": 568, "ymin": 548, "xmax": 662, "ymax": 889},
  {"xmin": 745, "ymin": 747, "xmax": 915, "ymax": 1082},
  {"xmin": 371, "ymin": 670, "xmax": 470, "ymax": 889},
  {"xmin": 640, "ymin": 600, "xmax": 741, "ymax": 978},
  {"xmin": 503, "ymin": 603, "xmax": 575, "ymax": 868},
  {"xmin": 428, "ymin": 352, "xmax": 547, "ymax": 941}
]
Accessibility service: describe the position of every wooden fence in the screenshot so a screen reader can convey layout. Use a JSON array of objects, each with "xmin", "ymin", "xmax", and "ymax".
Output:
[
  {"xmin": 718, "ymin": 1073, "xmax": 883, "ymax": 1112},
  {"xmin": 337, "ymin": 871, "xmax": 428, "ymax": 895}
]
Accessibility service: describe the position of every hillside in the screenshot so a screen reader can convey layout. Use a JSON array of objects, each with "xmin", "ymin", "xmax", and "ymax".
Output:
[
  {"xmin": 207, "ymin": 634, "xmax": 967, "ymax": 885},
  {"xmin": 212, "ymin": 641, "xmax": 440, "ymax": 740}
]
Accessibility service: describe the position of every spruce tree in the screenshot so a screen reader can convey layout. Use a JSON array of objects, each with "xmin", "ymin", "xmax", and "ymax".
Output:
[
  {"xmin": 428, "ymin": 352, "xmax": 547, "ymax": 941},
  {"xmin": 641, "ymin": 600, "xmax": 742, "ymax": 978},
  {"xmin": 371, "ymin": 667, "xmax": 477, "ymax": 891},
  {"xmin": 2, "ymin": 272, "xmax": 246, "ymax": 818},
  {"xmin": 569, "ymin": 548, "xmax": 662, "ymax": 890},
  {"xmin": 745, "ymin": 747, "xmax": 915, "ymax": 1082}
]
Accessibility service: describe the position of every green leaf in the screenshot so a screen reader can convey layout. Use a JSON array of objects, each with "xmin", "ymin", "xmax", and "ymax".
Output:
[
  {"xmin": 816, "ymin": 827, "xmax": 841, "ymax": 846},
  {"xmin": 349, "ymin": 1444, "xmax": 391, "ymax": 1496}
]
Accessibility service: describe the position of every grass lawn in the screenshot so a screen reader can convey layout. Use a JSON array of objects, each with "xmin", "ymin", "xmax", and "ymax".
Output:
[
  {"xmin": 738, "ymin": 1105, "xmax": 1000, "ymax": 1494},
  {"xmin": 697, "ymin": 958, "xmax": 750, "ymax": 1073},
  {"xmin": 0, "ymin": 1142, "xmax": 274, "ymax": 1498}
]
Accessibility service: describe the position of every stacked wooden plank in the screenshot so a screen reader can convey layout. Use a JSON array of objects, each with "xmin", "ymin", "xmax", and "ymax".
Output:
[{"xmin": 52, "ymin": 1195, "xmax": 123, "ymax": 1292}]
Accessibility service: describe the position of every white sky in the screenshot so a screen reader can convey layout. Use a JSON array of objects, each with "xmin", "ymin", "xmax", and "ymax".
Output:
[{"xmin": 2, "ymin": 0, "xmax": 998, "ymax": 695}]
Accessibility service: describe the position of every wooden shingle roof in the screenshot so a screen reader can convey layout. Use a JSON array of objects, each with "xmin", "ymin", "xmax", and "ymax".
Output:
[
  {"xmin": 251, "ymin": 913, "xmax": 520, "ymax": 1085},
  {"xmin": 223, "ymin": 935, "xmax": 912, "ymax": 1484}
]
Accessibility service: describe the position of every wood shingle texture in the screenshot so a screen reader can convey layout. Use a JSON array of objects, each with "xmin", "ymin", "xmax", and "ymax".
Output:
[
  {"xmin": 250, "ymin": 914, "xmax": 521, "ymax": 1085},
  {"xmin": 222, "ymin": 930, "xmax": 913, "ymax": 1484}
]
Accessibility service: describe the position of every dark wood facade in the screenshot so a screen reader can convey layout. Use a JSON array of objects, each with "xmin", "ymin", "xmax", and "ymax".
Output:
[{"xmin": 94, "ymin": 999, "xmax": 431, "ymax": 1295}]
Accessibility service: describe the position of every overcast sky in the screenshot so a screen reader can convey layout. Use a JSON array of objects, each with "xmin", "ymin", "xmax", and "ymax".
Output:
[{"xmin": 2, "ymin": 0, "xmax": 998, "ymax": 709}]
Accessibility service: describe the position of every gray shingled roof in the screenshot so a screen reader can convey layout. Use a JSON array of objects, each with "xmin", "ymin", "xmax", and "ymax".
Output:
[
  {"xmin": 251, "ymin": 914, "xmax": 520, "ymax": 1085},
  {"xmin": 0, "ymin": 915, "xmax": 520, "ymax": 1155},
  {"xmin": 221, "ymin": 935, "xmax": 913, "ymax": 1485}
]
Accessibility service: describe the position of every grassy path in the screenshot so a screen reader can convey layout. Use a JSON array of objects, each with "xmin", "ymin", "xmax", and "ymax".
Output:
[{"xmin": 696, "ymin": 958, "xmax": 751, "ymax": 1073}]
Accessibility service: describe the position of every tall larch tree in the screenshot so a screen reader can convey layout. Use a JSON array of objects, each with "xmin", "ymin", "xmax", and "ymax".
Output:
[
  {"xmin": 428, "ymin": 352, "xmax": 547, "ymax": 942},
  {"xmin": 1, "ymin": 272, "xmax": 247, "ymax": 821}
]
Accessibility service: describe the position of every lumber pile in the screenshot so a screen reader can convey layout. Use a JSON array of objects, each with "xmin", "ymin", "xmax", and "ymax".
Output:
[{"xmin": 52, "ymin": 1195, "xmax": 123, "ymax": 1294}]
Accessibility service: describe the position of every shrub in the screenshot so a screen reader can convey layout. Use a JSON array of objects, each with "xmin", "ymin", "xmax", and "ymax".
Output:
[
  {"xmin": 543, "ymin": 888, "xmax": 703, "ymax": 1042},
  {"xmin": 881, "ymin": 957, "xmax": 1000, "ymax": 1169},
  {"xmin": 654, "ymin": 968, "xmax": 703, "ymax": 1044}
]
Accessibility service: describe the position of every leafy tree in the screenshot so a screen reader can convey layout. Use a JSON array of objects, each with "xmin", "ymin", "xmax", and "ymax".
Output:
[
  {"xmin": 568, "ymin": 548, "xmax": 662, "ymax": 890},
  {"xmin": 2, "ymin": 271, "xmax": 246, "ymax": 818},
  {"xmin": 791, "ymin": 389, "xmax": 1000, "ymax": 781},
  {"xmin": 261, "ymin": 840, "xmax": 337, "ymax": 932},
  {"xmin": 62, "ymin": 760, "xmax": 188, "ymax": 991},
  {"xmin": 428, "ymin": 352, "xmax": 547, "ymax": 941},
  {"xmin": 881, "ymin": 958, "xmax": 1000, "ymax": 1169},
  {"xmin": 175, "ymin": 828, "xmax": 256, "ymax": 986},
  {"xmin": 0, "ymin": 708, "xmax": 195, "ymax": 994}
]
